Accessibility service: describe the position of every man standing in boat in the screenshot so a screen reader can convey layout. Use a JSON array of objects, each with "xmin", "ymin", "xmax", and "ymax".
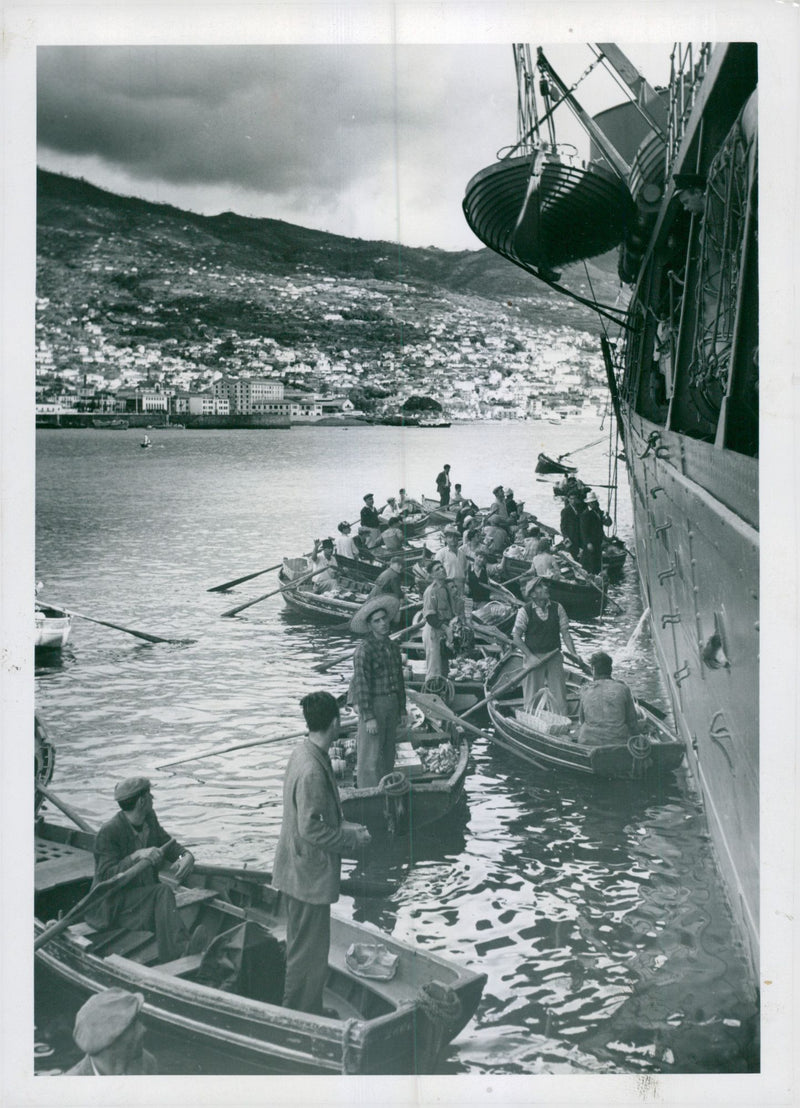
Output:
[
  {"xmin": 86, "ymin": 778, "xmax": 199, "ymax": 963},
  {"xmin": 348, "ymin": 595, "xmax": 407, "ymax": 788},
  {"xmin": 579, "ymin": 492, "xmax": 612, "ymax": 574},
  {"xmin": 577, "ymin": 651, "xmax": 642, "ymax": 746},
  {"xmin": 560, "ymin": 492, "xmax": 584, "ymax": 559},
  {"xmin": 421, "ymin": 560, "xmax": 459, "ymax": 681},
  {"xmin": 435, "ymin": 464, "xmax": 452, "ymax": 506},
  {"xmin": 436, "ymin": 524, "xmax": 468, "ymax": 600},
  {"xmin": 359, "ymin": 493, "xmax": 383, "ymax": 548},
  {"xmin": 272, "ymin": 691, "xmax": 371, "ymax": 1017},
  {"xmin": 511, "ymin": 577, "xmax": 581, "ymax": 717}
]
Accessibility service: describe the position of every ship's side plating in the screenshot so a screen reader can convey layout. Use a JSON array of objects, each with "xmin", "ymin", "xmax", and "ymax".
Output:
[{"xmin": 615, "ymin": 44, "xmax": 759, "ymax": 979}]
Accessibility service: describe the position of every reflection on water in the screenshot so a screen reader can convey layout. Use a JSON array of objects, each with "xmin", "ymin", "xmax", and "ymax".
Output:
[{"xmin": 34, "ymin": 424, "xmax": 757, "ymax": 1075}]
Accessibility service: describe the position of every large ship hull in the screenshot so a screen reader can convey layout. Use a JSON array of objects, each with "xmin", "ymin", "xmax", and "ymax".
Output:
[{"xmin": 622, "ymin": 411, "xmax": 759, "ymax": 975}]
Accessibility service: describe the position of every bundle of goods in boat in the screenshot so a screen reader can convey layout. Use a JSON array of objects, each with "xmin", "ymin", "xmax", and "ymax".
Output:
[
  {"xmin": 345, "ymin": 943, "xmax": 399, "ymax": 981},
  {"xmin": 449, "ymin": 656, "xmax": 493, "ymax": 682},
  {"xmin": 421, "ymin": 743, "xmax": 459, "ymax": 776},
  {"xmin": 394, "ymin": 742, "xmax": 425, "ymax": 779},
  {"xmin": 329, "ymin": 737, "xmax": 357, "ymax": 778}
]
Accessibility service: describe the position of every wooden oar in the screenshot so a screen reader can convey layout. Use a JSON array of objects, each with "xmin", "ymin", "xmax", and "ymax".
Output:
[
  {"xmin": 207, "ymin": 558, "xmax": 305, "ymax": 594},
  {"xmin": 51, "ymin": 605, "xmax": 194, "ymax": 645},
  {"xmin": 406, "ymin": 687, "xmax": 491, "ymax": 741},
  {"xmin": 35, "ymin": 783, "xmax": 95, "ymax": 833},
  {"xmin": 34, "ymin": 839, "xmax": 175, "ymax": 951},
  {"xmin": 558, "ymin": 435, "xmax": 605, "ymax": 460},
  {"xmin": 157, "ymin": 729, "xmax": 307, "ymax": 769},
  {"xmin": 195, "ymin": 863, "xmax": 398, "ymax": 900},
  {"xmin": 313, "ymin": 620, "xmax": 420, "ymax": 674},
  {"xmin": 458, "ymin": 652, "xmax": 556, "ymax": 721},
  {"xmin": 220, "ymin": 566, "xmax": 329, "ymax": 618}
]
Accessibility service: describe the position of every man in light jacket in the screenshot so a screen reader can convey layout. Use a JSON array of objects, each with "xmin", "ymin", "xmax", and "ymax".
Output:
[{"xmin": 272, "ymin": 692, "xmax": 371, "ymax": 1017}]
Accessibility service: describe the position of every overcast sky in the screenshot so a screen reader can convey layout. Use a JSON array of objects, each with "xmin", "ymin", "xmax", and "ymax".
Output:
[{"xmin": 37, "ymin": 43, "xmax": 669, "ymax": 251}]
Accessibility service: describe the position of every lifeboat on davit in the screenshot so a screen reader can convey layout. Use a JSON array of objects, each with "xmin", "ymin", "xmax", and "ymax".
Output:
[{"xmin": 463, "ymin": 145, "xmax": 634, "ymax": 278}]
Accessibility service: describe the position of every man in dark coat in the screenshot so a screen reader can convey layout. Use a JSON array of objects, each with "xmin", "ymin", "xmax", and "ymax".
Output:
[
  {"xmin": 272, "ymin": 692, "xmax": 371, "ymax": 1016},
  {"xmin": 435, "ymin": 464, "xmax": 452, "ymax": 506},
  {"xmin": 560, "ymin": 493, "xmax": 584, "ymax": 559},
  {"xmin": 368, "ymin": 554, "xmax": 405, "ymax": 601},
  {"xmin": 579, "ymin": 491, "xmax": 608, "ymax": 573},
  {"xmin": 85, "ymin": 778, "xmax": 197, "ymax": 962},
  {"xmin": 359, "ymin": 493, "xmax": 383, "ymax": 548}
]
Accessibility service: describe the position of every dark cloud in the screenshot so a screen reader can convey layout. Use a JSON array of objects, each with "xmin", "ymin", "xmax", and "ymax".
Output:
[{"xmin": 37, "ymin": 44, "xmax": 516, "ymax": 246}]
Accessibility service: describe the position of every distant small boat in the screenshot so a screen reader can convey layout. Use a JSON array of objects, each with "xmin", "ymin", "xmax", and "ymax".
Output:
[
  {"xmin": 140, "ymin": 435, "xmax": 152, "ymax": 449},
  {"xmin": 417, "ymin": 417, "xmax": 451, "ymax": 428},
  {"xmin": 535, "ymin": 452, "xmax": 577, "ymax": 475},
  {"xmin": 35, "ymin": 604, "xmax": 72, "ymax": 653}
]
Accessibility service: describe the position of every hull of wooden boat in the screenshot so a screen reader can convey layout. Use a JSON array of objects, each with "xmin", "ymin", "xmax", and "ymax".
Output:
[
  {"xmin": 535, "ymin": 453, "xmax": 577, "ymax": 475},
  {"xmin": 339, "ymin": 735, "xmax": 469, "ymax": 835},
  {"xmin": 500, "ymin": 558, "xmax": 606, "ymax": 619},
  {"xmin": 35, "ymin": 822, "xmax": 486, "ymax": 1074},
  {"xmin": 487, "ymin": 699, "xmax": 683, "ymax": 779},
  {"xmin": 35, "ymin": 606, "xmax": 72, "ymax": 651}
]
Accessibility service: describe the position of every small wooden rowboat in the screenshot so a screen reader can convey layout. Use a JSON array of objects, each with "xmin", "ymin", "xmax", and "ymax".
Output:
[
  {"xmin": 35, "ymin": 819, "xmax": 485, "ymax": 1074},
  {"xmin": 535, "ymin": 452, "xmax": 577, "ymax": 475},
  {"xmin": 35, "ymin": 603, "xmax": 72, "ymax": 653},
  {"xmin": 279, "ymin": 561, "xmax": 421, "ymax": 627},
  {"xmin": 499, "ymin": 556, "xmax": 607, "ymax": 619},
  {"xmin": 484, "ymin": 652, "xmax": 684, "ymax": 780},
  {"xmin": 337, "ymin": 719, "xmax": 471, "ymax": 837}
]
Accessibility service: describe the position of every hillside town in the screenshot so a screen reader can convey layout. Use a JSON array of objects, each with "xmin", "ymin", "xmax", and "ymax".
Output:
[{"xmin": 35, "ymin": 172, "xmax": 613, "ymax": 427}]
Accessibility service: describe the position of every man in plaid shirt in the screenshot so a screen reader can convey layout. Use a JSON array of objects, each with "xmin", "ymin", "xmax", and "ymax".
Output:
[{"xmin": 348, "ymin": 595, "xmax": 407, "ymax": 788}]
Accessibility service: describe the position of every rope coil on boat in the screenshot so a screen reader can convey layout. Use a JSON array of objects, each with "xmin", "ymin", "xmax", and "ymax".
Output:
[
  {"xmin": 378, "ymin": 771, "xmax": 411, "ymax": 797},
  {"xmin": 627, "ymin": 733, "xmax": 653, "ymax": 760},
  {"xmin": 417, "ymin": 981, "xmax": 462, "ymax": 1027},
  {"xmin": 422, "ymin": 676, "xmax": 456, "ymax": 705}
]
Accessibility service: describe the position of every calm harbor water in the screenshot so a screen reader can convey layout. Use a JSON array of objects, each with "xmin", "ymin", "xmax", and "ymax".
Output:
[{"xmin": 33, "ymin": 421, "xmax": 758, "ymax": 1076}]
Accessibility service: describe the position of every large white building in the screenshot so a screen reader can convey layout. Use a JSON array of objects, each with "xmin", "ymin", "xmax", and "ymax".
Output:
[{"xmin": 213, "ymin": 377, "xmax": 284, "ymax": 414}]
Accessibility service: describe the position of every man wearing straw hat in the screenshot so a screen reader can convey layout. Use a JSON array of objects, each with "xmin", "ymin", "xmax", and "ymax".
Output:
[
  {"xmin": 511, "ymin": 577, "xmax": 581, "ymax": 717},
  {"xmin": 348, "ymin": 595, "xmax": 407, "ymax": 788}
]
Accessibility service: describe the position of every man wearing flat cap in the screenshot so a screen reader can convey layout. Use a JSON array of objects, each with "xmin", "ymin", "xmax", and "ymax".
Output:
[
  {"xmin": 359, "ymin": 493, "xmax": 383, "ymax": 549},
  {"xmin": 65, "ymin": 988, "xmax": 156, "ymax": 1075},
  {"xmin": 348, "ymin": 594, "xmax": 407, "ymax": 788},
  {"xmin": 85, "ymin": 777, "xmax": 197, "ymax": 963}
]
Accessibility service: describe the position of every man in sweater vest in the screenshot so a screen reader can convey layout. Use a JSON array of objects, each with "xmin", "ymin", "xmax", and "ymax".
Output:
[{"xmin": 511, "ymin": 577, "xmax": 581, "ymax": 716}]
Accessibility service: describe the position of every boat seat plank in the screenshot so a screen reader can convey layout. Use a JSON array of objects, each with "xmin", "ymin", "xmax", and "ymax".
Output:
[
  {"xmin": 35, "ymin": 842, "xmax": 96, "ymax": 892},
  {"xmin": 172, "ymin": 886, "xmax": 219, "ymax": 909},
  {"xmin": 156, "ymin": 952, "xmax": 204, "ymax": 977}
]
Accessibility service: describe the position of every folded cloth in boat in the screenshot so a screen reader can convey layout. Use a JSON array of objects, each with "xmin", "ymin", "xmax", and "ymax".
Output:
[
  {"xmin": 73, "ymin": 988, "xmax": 144, "ymax": 1053},
  {"xmin": 345, "ymin": 943, "xmax": 399, "ymax": 980}
]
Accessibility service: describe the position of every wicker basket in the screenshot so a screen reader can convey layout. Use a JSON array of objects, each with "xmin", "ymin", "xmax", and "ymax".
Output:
[{"xmin": 515, "ymin": 707, "xmax": 573, "ymax": 735}]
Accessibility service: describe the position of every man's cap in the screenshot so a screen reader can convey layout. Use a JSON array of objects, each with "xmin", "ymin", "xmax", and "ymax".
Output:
[
  {"xmin": 524, "ymin": 575, "xmax": 550, "ymax": 596},
  {"xmin": 73, "ymin": 989, "xmax": 144, "ymax": 1054},
  {"xmin": 443, "ymin": 524, "xmax": 460, "ymax": 536},
  {"xmin": 363, "ymin": 493, "xmax": 374, "ymax": 501},
  {"xmin": 320, "ymin": 537, "xmax": 334, "ymax": 548},
  {"xmin": 388, "ymin": 515, "xmax": 402, "ymax": 525},
  {"xmin": 337, "ymin": 520, "xmax": 351, "ymax": 531},
  {"xmin": 388, "ymin": 552, "xmax": 404, "ymax": 564},
  {"xmin": 492, "ymin": 485, "xmax": 504, "ymax": 496},
  {"xmin": 585, "ymin": 491, "xmax": 598, "ymax": 502},
  {"xmin": 350, "ymin": 593, "xmax": 401, "ymax": 634},
  {"xmin": 114, "ymin": 776, "xmax": 151, "ymax": 803}
]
